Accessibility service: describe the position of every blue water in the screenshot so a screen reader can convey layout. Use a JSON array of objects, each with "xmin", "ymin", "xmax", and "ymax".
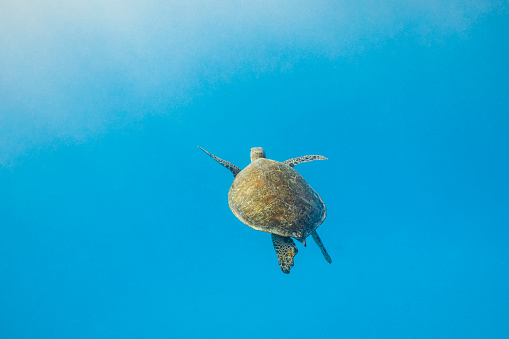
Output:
[{"xmin": 1, "ymin": 2, "xmax": 508, "ymax": 338}]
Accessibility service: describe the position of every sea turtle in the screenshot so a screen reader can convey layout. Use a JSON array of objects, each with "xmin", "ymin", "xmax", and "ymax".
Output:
[{"xmin": 199, "ymin": 146, "xmax": 331, "ymax": 274}]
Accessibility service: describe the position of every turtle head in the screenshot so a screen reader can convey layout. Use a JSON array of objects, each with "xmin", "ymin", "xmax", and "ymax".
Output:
[{"xmin": 250, "ymin": 147, "xmax": 266, "ymax": 162}]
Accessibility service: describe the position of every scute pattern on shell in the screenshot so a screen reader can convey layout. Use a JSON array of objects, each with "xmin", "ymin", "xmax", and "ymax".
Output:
[{"xmin": 228, "ymin": 158, "xmax": 326, "ymax": 239}]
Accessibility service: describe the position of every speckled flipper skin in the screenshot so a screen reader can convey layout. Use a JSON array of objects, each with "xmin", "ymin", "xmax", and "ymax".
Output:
[
  {"xmin": 271, "ymin": 233, "xmax": 298, "ymax": 274},
  {"xmin": 198, "ymin": 147, "xmax": 241, "ymax": 177},
  {"xmin": 283, "ymin": 155, "xmax": 328, "ymax": 168},
  {"xmin": 311, "ymin": 230, "xmax": 332, "ymax": 263}
]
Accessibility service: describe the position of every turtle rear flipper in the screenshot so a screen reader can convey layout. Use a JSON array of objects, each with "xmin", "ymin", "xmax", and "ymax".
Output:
[
  {"xmin": 283, "ymin": 155, "xmax": 327, "ymax": 168},
  {"xmin": 311, "ymin": 230, "xmax": 332, "ymax": 263},
  {"xmin": 198, "ymin": 146, "xmax": 241, "ymax": 177},
  {"xmin": 271, "ymin": 234, "xmax": 298, "ymax": 274}
]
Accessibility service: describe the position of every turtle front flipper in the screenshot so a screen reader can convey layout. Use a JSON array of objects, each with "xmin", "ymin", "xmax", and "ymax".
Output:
[
  {"xmin": 271, "ymin": 234, "xmax": 298, "ymax": 274},
  {"xmin": 283, "ymin": 155, "xmax": 327, "ymax": 168},
  {"xmin": 198, "ymin": 147, "xmax": 241, "ymax": 177},
  {"xmin": 311, "ymin": 230, "xmax": 332, "ymax": 263}
]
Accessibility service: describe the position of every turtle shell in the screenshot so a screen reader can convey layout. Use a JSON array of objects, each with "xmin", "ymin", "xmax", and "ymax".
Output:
[{"xmin": 228, "ymin": 158, "xmax": 326, "ymax": 239}]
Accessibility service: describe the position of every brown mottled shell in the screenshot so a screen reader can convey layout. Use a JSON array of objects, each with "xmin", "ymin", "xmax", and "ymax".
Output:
[{"xmin": 228, "ymin": 158, "xmax": 326, "ymax": 239}]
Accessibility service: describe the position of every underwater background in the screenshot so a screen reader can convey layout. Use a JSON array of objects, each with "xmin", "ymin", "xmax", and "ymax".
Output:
[{"xmin": 1, "ymin": 1, "xmax": 508, "ymax": 338}]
